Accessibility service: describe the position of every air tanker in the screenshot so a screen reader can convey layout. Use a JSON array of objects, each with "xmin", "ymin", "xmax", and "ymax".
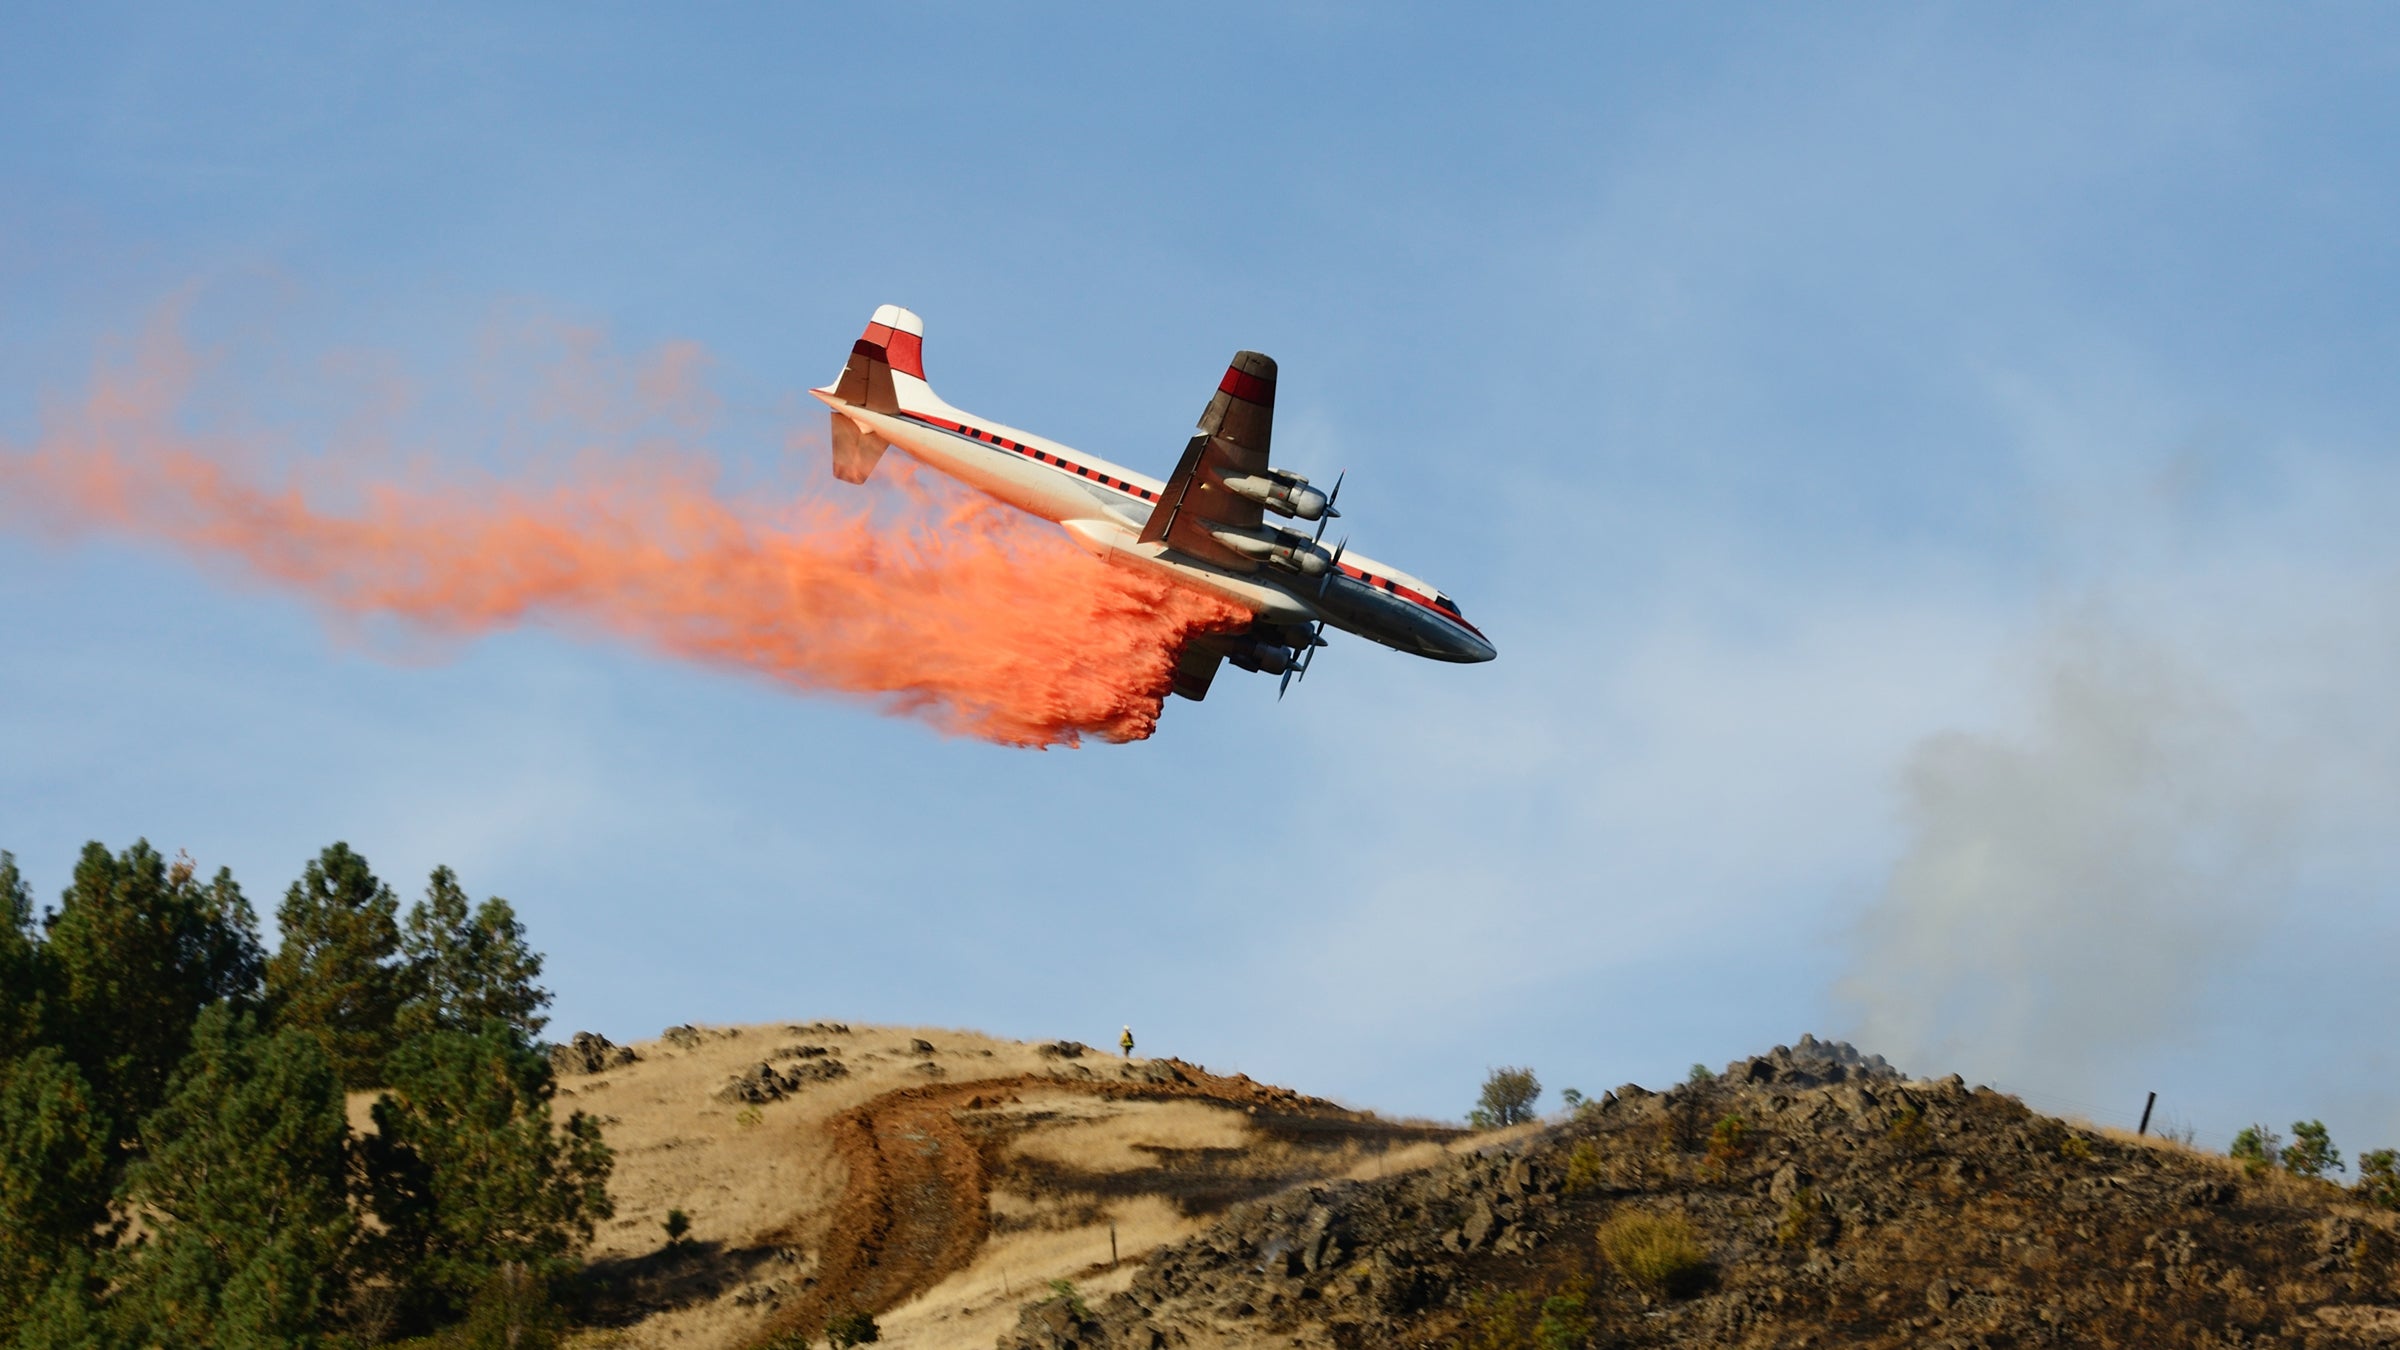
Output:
[{"xmin": 812, "ymin": 306, "xmax": 1494, "ymax": 699}]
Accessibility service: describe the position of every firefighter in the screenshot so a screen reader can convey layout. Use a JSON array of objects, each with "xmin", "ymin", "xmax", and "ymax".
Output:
[{"xmin": 1119, "ymin": 1024, "xmax": 1135, "ymax": 1058}]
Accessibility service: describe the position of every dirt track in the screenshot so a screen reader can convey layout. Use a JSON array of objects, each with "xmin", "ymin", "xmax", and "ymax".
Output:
[{"xmin": 755, "ymin": 1059, "xmax": 1413, "ymax": 1345}]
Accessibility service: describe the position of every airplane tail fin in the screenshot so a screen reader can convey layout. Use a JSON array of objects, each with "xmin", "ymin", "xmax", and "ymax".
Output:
[{"xmin": 821, "ymin": 305, "xmax": 935, "ymax": 484}]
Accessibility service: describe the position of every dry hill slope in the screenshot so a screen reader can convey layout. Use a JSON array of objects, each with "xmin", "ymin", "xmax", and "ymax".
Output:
[
  {"xmin": 544, "ymin": 1022, "xmax": 1459, "ymax": 1349},
  {"xmin": 996, "ymin": 1038, "xmax": 2400, "ymax": 1350},
  {"xmin": 551, "ymin": 1026, "xmax": 2400, "ymax": 1349}
]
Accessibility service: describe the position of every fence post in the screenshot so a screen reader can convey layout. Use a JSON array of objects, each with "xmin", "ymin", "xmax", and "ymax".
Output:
[
  {"xmin": 1111, "ymin": 1221, "xmax": 1119, "ymax": 1269},
  {"xmin": 2137, "ymin": 1091, "xmax": 2157, "ymax": 1137}
]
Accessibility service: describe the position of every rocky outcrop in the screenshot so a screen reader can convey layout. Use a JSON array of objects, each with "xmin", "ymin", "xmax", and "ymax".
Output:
[
  {"xmin": 1000, "ymin": 1039, "xmax": 2400, "ymax": 1350},
  {"xmin": 717, "ymin": 1055, "xmax": 851, "ymax": 1104},
  {"xmin": 548, "ymin": 1031, "xmax": 637, "ymax": 1076}
]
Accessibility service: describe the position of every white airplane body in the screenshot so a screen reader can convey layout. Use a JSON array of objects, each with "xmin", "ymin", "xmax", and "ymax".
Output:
[{"xmin": 811, "ymin": 305, "xmax": 1493, "ymax": 700}]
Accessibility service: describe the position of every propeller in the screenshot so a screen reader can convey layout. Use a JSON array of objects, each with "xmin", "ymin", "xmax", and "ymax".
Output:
[
  {"xmin": 1284, "ymin": 470, "xmax": 1348, "ymax": 697},
  {"xmin": 1317, "ymin": 535, "xmax": 1348, "ymax": 598},
  {"xmin": 1310, "ymin": 471, "xmax": 1346, "ymax": 544},
  {"xmin": 1279, "ymin": 623, "xmax": 1331, "ymax": 699}
]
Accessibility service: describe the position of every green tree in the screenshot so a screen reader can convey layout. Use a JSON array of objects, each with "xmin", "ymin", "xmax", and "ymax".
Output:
[
  {"xmin": 397, "ymin": 867, "xmax": 550, "ymax": 1045},
  {"xmin": 1470, "ymin": 1067, "xmax": 1542, "ymax": 1129},
  {"xmin": 41, "ymin": 841, "xmax": 264, "ymax": 1137},
  {"xmin": 0, "ymin": 1050, "xmax": 114, "ymax": 1344},
  {"xmin": 365, "ymin": 1025, "xmax": 613, "ymax": 1321},
  {"xmin": 267, "ymin": 843, "xmax": 404, "ymax": 1088},
  {"xmin": 2357, "ymin": 1149, "xmax": 2400, "ymax": 1210},
  {"xmin": 0, "ymin": 851, "xmax": 42, "ymax": 1060},
  {"xmin": 2281, "ymin": 1119, "xmax": 2343, "ymax": 1179},
  {"xmin": 8, "ymin": 1249, "xmax": 115, "ymax": 1350},
  {"xmin": 115, "ymin": 1006, "xmax": 355, "ymax": 1350}
]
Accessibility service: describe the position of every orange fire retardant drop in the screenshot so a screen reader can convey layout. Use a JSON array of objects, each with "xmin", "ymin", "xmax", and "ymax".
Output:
[{"xmin": 1, "ymin": 325, "xmax": 1250, "ymax": 748}]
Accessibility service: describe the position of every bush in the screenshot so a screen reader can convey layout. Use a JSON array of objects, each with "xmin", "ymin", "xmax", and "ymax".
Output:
[
  {"xmin": 663, "ymin": 1208, "xmax": 691, "ymax": 1247},
  {"xmin": 2281, "ymin": 1120, "xmax": 2343, "ymax": 1179},
  {"xmin": 1562, "ymin": 1140, "xmax": 1607, "ymax": 1195},
  {"xmin": 823, "ymin": 1309, "xmax": 880, "ymax": 1347},
  {"xmin": 1043, "ymin": 1277, "xmax": 1089, "ymax": 1320},
  {"xmin": 1471, "ymin": 1067, "xmax": 1542, "ymax": 1129},
  {"xmin": 445, "ymin": 1262, "xmax": 563, "ymax": 1350},
  {"xmin": 1775, "ymin": 1185, "xmax": 1823, "ymax": 1248},
  {"xmin": 1686, "ymin": 1063, "xmax": 1715, "ymax": 1085},
  {"xmin": 2231, "ymin": 1124, "xmax": 2283, "ymax": 1176},
  {"xmin": 2059, "ymin": 1133, "xmax": 2093, "ymax": 1161},
  {"xmin": 1702, "ymin": 1115, "xmax": 1751, "ymax": 1181},
  {"xmin": 1596, "ymin": 1211, "xmax": 1710, "ymax": 1299},
  {"xmin": 1456, "ymin": 1278, "xmax": 1595, "ymax": 1350},
  {"xmin": 1887, "ymin": 1105, "xmax": 1932, "ymax": 1156},
  {"xmin": 2358, "ymin": 1149, "xmax": 2400, "ymax": 1210}
]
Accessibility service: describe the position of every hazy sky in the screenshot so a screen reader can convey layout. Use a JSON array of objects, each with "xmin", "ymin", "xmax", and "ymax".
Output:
[{"xmin": 5, "ymin": 6, "xmax": 2398, "ymax": 1153}]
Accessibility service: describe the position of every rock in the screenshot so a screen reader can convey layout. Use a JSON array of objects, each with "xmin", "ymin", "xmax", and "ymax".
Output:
[
  {"xmin": 1926, "ymin": 1277, "xmax": 1955, "ymax": 1312},
  {"xmin": 548, "ymin": 1031, "xmax": 638, "ymax": 1076},
  {"xmin": 662, "ymin": 1024, "xmax": 703, "ymax": 1050},
  {"xmin": 910, "ymin": 1038, "xmax": 936, "ymax": 1055},
  {"xmin": 1036, "ymin": 1040, "xmax": 1089, "ymax": 1059}
]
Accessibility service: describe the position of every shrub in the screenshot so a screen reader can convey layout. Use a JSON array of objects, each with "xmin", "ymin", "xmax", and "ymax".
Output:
[
  {"xmin": 1562, "ymin": 1140, "xmax": 1607, "ymax": 1195},
  {"xmin": 1559, "ymin": 1088, "xmax": 1585, "ymax": 1110},
  {"xmin": 1687, "ymin": 1063, "xmax": 1715, "ymax": 1085},
  {"xmin": 446, "ymin": 1261, "xmax": 564, "ymax": 1350},
  {"xmin": 2059, "ymin": 1133, "xmax": 2093, "ymax": 1161},
  {"xmin": 2282, "ymin": 1120, "xmax": 2343, "ymax": 1179},
  {"xmin": 1887, "ymin": 1105, "xmax": 1932, "ymax": 1156},
  {"xmin": 823, "ymin": 1309, "xmax": 880, "ymax": 1347},
  {"xmin": 2231, "ymin": 1124, "xmax": 2283, "ymax": 1176},
  {"xmin": 663, "ymin": 1208, "xmax": 691, "ymax": 1247},
  {"xmin": 1775, "ymin": 1185, "xmax": 1823, "ymax": 1248},
  {"xmin": 1455, "ymin": 1279, "xmax": 1594, "ymax": 1350},
  {"xmin": 1472, "ymin": 1067, "xmax": 1542, "ymax": 1129},
  {"xmin": 1703, "ymin": 1115, "xmax": 1751, "ymax": 1181},
  {"xmin": 1596, "ymin": 1211, "xmax": 1710, "ymax": 1298},
  {"xmin": 2358, "ymin": 1149, "xmax": 2400, "ymax": 1210},
  {"xmin": 1043, "ymin": 1277, "xmax": 1089, "ymax": 1321}
]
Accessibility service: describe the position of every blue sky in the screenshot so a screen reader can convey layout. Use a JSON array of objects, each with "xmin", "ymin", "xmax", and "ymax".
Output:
[{"xmin": 6, "ymin": 6, "xmax": 2399, "ymax": 1153}]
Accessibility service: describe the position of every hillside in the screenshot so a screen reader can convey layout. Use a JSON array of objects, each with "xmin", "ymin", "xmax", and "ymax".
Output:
[
  {"xmin": 553, "ymin": 1027, "xmax": 2400, "ymax": 1349},
  {"xmin": 540, "ymin": 1021, "xmax": 1460, "ymax": 1349}
]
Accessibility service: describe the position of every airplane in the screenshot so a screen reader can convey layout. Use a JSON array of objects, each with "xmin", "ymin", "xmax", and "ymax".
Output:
[{"xmin": 809, "ymin": 305, "xmax": 1495, "ymax": 701}]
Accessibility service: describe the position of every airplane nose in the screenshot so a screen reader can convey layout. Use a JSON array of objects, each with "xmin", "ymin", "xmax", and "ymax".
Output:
[{"xmin": 1463, "ymin": 633, "xmax": 1497, "ymax": 663}]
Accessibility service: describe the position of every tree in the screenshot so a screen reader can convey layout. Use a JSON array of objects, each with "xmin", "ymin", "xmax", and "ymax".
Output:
[
  {"xmin": 1470, "ymin": 1067, "xmax": 1542, "ymax": 1129},
  {"xmin": 2358, "ymin": 1149, "xmax": 2400, "ymax": 1210},
  {"xmin": 2281, "ymin": 1120, "xmax": 2343, "ymax": 1179},
  {"xmin": 115, "ymin": 1006, "xmax": 356, "ymax": 1350},
  {"xmin": 0, "ymin": 851, "xmax": 41, "ymax": 1060},
  {"xmin": 0, "ymin": 1050, "xmax": 114, "ymax": 1344},
  {"xmin": 397, "ymin": 867, "xmax": 550, "ymax": 1046},
  {"xmin": 41, "ymin": 841, "xmax": 264, "ymax": 1136},
  {"xmin": 365, "ymin": 1024, "xmax": 613, "ymax": 1322},
  {"xmin": 267, "ymin": 843, "xmax": 404, "ymax": 1088}
]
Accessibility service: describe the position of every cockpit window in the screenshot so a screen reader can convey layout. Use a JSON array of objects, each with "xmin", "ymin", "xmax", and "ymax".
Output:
[{"xmin": 1434, "ymin": 595, "xmax": 1462, "ymax": 617}]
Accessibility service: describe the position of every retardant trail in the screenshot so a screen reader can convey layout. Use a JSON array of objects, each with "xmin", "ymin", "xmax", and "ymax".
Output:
[{"xmin": 0, "ymin": 320, "xmax": 1249, "ymax": 747}]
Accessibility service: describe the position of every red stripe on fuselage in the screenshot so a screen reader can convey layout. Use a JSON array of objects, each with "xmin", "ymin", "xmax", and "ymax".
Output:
[{"xmin": 893, "ymin": 410, "xmax": 1160, "ymax": 504}]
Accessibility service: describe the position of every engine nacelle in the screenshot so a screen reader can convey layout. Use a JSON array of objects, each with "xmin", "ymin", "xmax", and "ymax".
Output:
[
  {"xmin": 1220, "ymin": 470, "xmax": 1332, "ymax": 521},
  {"xmin": 1209, "ymin": 526, "xmax": 1332, "ymax": 577},
  {"xmin": 1226, "ymin": 641, "xmax": 1298, "ymax": 675}
]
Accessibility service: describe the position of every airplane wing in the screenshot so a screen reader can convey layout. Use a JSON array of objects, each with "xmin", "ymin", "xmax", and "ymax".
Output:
[
  {"xmin": 1138, "ymin": 351, "xmax": 1277, "ymax": 570},
  {"xmin": 1169, "ymin": 639, "xmax": 1226, "ymax": 701}
]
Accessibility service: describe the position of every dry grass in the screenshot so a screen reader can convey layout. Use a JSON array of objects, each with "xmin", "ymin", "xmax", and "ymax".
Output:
[{"xmin": 1596, "ymin": 1209, "xmax": 1711, "ymax": 1298}]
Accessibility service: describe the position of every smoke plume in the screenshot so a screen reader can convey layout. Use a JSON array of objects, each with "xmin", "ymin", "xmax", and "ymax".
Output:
[{"xmin": 0, "ymin": 314, "xmax": 1248, "ymax": 747}]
